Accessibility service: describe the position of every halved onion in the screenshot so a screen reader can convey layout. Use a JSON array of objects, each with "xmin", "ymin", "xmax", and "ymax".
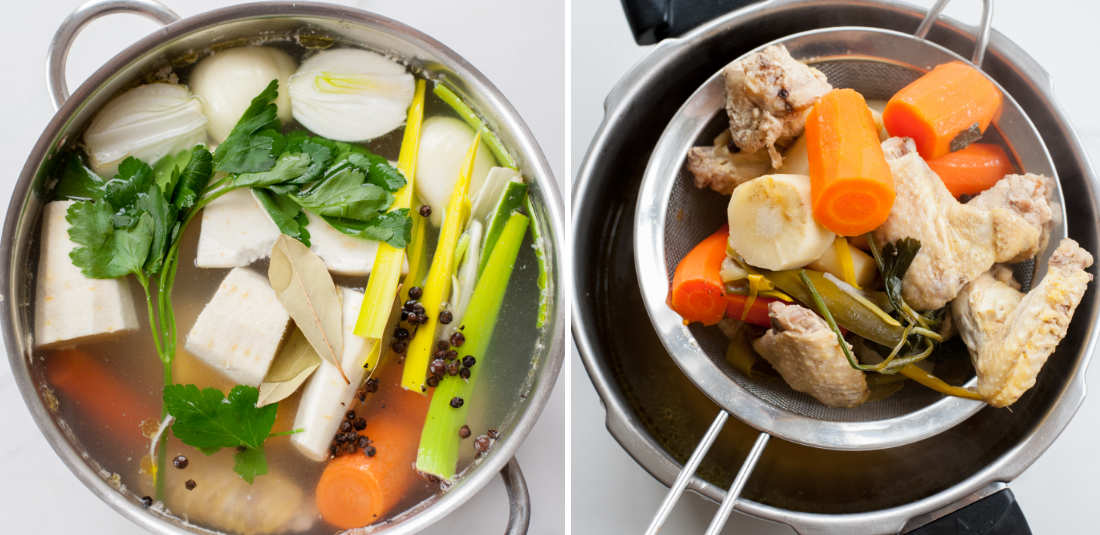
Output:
[
  {"xmin": 190, "ymin": 46, "xmax": 297, "ymax": 143},
  {"xmin": 415, "ymin": 117, "xmax": 495, "ymax": 226},
  {"xmin": 83, "ymin": 83, "xmax": 208, "ymax": 177},
  {"xmin": 288, "ymin": 49, "xmax": 414, "ymax": 142}
]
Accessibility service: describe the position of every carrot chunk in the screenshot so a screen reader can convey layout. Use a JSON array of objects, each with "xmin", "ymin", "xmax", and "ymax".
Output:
[
  {"xmin": 927, "ymin": 143, "xmax": 1015, "ymax": 197},
  {"xmin": 883, "ymin": 61, "xmax": 1003, "ymax": 159},
  {"xmin": 668, "ymin": 225, "xmax": 730, "ymax": 326},
  {"xmin": 725, "ymin": 294, "xmax": 775, "ymax": 327},
  {"xmin": 805, "ymin": 89, "xmax": 895, "ymax": 236}
]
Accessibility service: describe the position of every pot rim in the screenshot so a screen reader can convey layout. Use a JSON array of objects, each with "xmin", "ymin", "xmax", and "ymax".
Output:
[
  {"xmin": 2, "ymin": 2, "xmax": 565, "ymax": 534},
  {"xmin": 571, "ymin": 0, "xmax": 1100, "ymax": 532}
]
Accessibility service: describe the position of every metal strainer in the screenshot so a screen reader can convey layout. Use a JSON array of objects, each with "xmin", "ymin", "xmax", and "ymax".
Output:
[{"xmin": 633, "ymin": 0, "xmax": 1066, "ymax": 533}]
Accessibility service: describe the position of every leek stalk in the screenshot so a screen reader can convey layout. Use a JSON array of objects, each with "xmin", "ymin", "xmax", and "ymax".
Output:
[
  {"xmin": 415, "ymin": 212, "xmax": 529, "ymax": 479},
  {"xmin": 401, "ymin": 133, "xmax": 481, "ymax": 392},
  {"xmin": 353, "ymin": 79, "xmax": 426, "ymax": 343},
  {"xmin": 478, "ymin": 180, "xmax": 528, "ymax": 275},
  {"xmin": 524, "ymin": 194, "xmax": 550, "ymax": 329},
  {"xmin": 433, "ymin": 84, "xmax": 516, "ymax": 169}
]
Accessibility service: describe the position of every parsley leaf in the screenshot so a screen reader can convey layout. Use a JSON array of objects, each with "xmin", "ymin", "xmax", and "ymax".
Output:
[
  {"xmin": 214, "ymin": 80, "xmax": 283, "ymax": 173},
  {"xmin": 345, "ymin": 152, "xmax": 406, "ymax": 192},
  {"xmin": 254, "ymin": 188, "xmax": 311, "ymax": 246},
  {"xmin": 135, "ymin": 183, "xmax": 175, "ymax": 275},
  {"xmin": 66, "ymin": 200, "xmax": 154, "ymax": 279},
  {"xmin": 292, "ymin": 162, "xmax": 392, "ymax": 219},
  {"xmin": 324, "ymin": 209, "xmax": 411, "ymax": 248},
  {"xmin": 152, "ymin": 149, "xmax": 193, "ymax": 194},
  {"xmin": 232, "ymin": 152, "xmax": 312, "ymax": 188},
  {"xmin": 53, "ymin": 152, "xmax": 105, "ymax": 201},
  {"xmin": 284, "ymin": 131, "xmax": 336, "ymax": 185},
  {"xmin": 170, "ymin": 146, "xmax": 213, "ymax": 212},
  {"xmin": 233, "ymin": 447, "xmax": 268, "ymax": 484}
]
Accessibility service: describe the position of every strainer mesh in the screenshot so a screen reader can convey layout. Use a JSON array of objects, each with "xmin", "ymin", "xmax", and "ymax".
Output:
[{"xmin": 661, "ymin": 58, "xmax": 1023, "ymax": 423}]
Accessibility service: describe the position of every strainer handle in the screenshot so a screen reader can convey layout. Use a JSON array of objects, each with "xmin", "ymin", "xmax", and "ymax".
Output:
[
  {"xmin": 914, "ymin": 0, "xmax": 994, "ymax": 66},
  {"xmin": 47, "ymin": 0, "xmax": 180, "ymax": 110}
]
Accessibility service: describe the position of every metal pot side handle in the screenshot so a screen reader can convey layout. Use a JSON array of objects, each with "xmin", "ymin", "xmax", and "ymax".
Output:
[
  {"xmin": 906, "ymin": 488, "xmax": 1031, "ymax": 535},
  {"xmin": 47, "ymin": 0, "xmax": 180, "ymax": 110},
  {"xmin": 501, "ymin": 457, "xmax": 531, "ymax": 535}
]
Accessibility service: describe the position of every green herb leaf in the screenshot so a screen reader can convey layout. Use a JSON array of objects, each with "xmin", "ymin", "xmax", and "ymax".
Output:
[
  {"xmin": 284, "ymin": 131, "xmax": 336, "ymax": 185},
  {"xmin": 163, "ymin": 384, "xmax": 278, "ymax": 453},
  {"xmin": 324, "ymin": 209, "xmax": 411, "ymax": 248},
  {"xmin": 254, "ymin": 188, "xmax": 311, "ymax": 246},
  {"xmin": 134, "ymin": 184, "xmax": 175, "ymax": 275},
  {"xmin": 171, "ymin": 146, "xmax": 213, "ymax": 212},
  {"xmin": 345, "ymin": 152, "xmax": 406, "ymax": 192},
  {"xmin": 214, "ymin": 80, "xmax": 283, "ymax": 173},
  {"xmin": 232, "ymin": 447, "xmax": 268, "ymax": 484},
  {"xmin": 53, "ymin": 152, "xmax": 105, "ymax": 201},
  {"xmin": 292, "ymin": 164, "xmax": 391, "ymax": 220},
  {"xmin": 103, "ymin": 157, "xmax": 155, "ymax": 213},
  {"xmin": 232, "ymin": 152, "xmax": 312, "ymax": 188},
  {"xmin": 153, "ymin": 149, "xmax": 193, "ymax": 194},
  {"xmin": 66, "ymin": 200, "xmax": 154, "ymax": 279}
]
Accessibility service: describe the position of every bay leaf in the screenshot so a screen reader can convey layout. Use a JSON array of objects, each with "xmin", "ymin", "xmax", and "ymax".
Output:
[
  {"xmin": 268, "ymin": 234, "xmax": 348, "ymax": 383},
  {"xmin": 256, "ymin": 328, "xmax": 322, "ymax": 407}
]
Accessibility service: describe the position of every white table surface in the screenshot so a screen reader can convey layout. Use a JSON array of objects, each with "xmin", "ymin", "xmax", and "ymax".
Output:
[
  {"xmin": 571, "ymin": 0, "xmax": 1100, "ymax": 534},
  {"xmin": 0, "ymin": 1, "xmax": 564, "ymax": 534}
]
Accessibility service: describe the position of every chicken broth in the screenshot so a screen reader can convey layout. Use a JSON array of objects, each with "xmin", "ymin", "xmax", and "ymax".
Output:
[{"xmin": 35, "ymin": 36, "xmax": 545, "ymax": 534}]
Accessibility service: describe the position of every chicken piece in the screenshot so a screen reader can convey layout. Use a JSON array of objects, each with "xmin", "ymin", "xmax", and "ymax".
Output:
[
  {"xmin": 953, "ymin": 239, "xmax": 1093, "ymax": 407},
  {"xmin": 685, "ymin": 143, "xmax": 771, "ymax": 195},
  {"xmin": 967, "ymin": 173, "xmax": 1053, "ymax": 263},
  {"xmin": 874, "ymin": 138, "xmax": 1052, "ymax": 310},
  {"xmin": 752, "ymin": 302, "xmax": 869, "ymax": 407},
  {"xmin": 723, "ymin": 44, "xmax": 832, "ymax": 167}
]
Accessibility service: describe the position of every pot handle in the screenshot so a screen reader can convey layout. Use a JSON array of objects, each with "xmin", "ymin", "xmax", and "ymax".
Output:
[
  {"xmin": 619, "ymin": 0, "xmax": 761, "ymax": 44},
  {"xmin": 47, "ymin": 0, "xmax": 180, "ymax": 110},
  {"xmin": 906, "ymin": 488, "xmax": 1031, "ymax": 535},
  {"xmin": 501, "ymin": 457, "xmax": 531, "ymax": 535}
]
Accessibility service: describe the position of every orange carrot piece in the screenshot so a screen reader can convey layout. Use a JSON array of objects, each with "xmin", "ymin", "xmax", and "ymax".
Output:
[
  {"xmin": 316, "ymin": 364, "xmax": 429, "ymax": 530},
  {"xmin": 668, "ymin": 225, "xmax": 730, "ymax": 326},
  {"xmin": 805, "ymin": 89, "xmax": 896, "ymax": 236},
  {"xmin": 45, "ymin": 348, "xmax": 157, "ymax": 450},
  {"xmin": 927, "ymin": 143, "xmax": 1015, "ymax": 197},
  {"xmin": 725, "ymin": 294, "xmax": 775, "ymax": 327},
  {"xmin": 883, "ymin": 61, "xmax": 1003, "ymax": 159}
]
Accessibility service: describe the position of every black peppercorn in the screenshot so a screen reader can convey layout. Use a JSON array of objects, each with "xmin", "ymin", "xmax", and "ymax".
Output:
[
  {"xmin": 474, "ymin": 435, "xmax": 491, "ymax": 453},
  {"xmin": 488, "ymin": 428, "xmax": 499, "ymax": 439},
  {"xmin": 185, "ymin": 479, "xmax": 196, "ymax": 491},
  {"xmin": 459, "ymin": 367, "xmax": 471, "ymax": 379},
  {"xmin": 408, "ymin": 286, "xmax": 423, "ymax": 299},
  {"xmin": 391, "ymin": 340, "xmax": 409, "ymax": 354},
  {"xmin": 358, "ymin": 435, "xmax": 370, "ymax": 449},
  {"xmin": 446, "ymin": 360, "xmax": 461, "ymax": 376},
  {"xmin": 340, "ymin": 420, "xmax": 352, "ymax": 433},
  {"xmin": 172, "ymin": 455, "xmax": 189, "ymax": 469},
  {"xmin": 444, "ymin": 349, "xmax": 459, "ymax": 360},
  {"xmin": 429, "ymin": 358, "xmax": 446, "ymax": 376},
  {"xmin": 354, "ymin": 417, "xmax": 367, "ymax": 431},
  {"xmin": 400, "ymin": 309, "xmax": 410, "ymax": 322},
  {"xmin": 436, "ymin": 340, "xmax": 450, "ymax": 352},
  {"xmin": 412, "ymin": 303, "xmax": 426, "ymax": 315},
  {"xmin": 426, "ymin": 375, "xmax": 440, "ymax": 387},
  {"xmin": 365, "ymin": 445, "xmax": 377, "ymax": 457},
  {"xmin": 365, "ymin": 378, "xmax": 379, "ymax": 393},
  {"xmin": 462, "ymin": 355, "xmax": 476, "ymax": 368},
  {"xmin": 450, "ymin": 332, "xmax": 465, "ymax": 347},
  {"xmin": 418, "ymin": 205, "xmax": 432, "ymax": 217},
  {"xmin": 450, "ymin": 396, "xmax": 464, "ymax": 408},
  {"xmin": 346, "ymin": 410, "xmax": 356, "ymax": 420},
  {"xmin": 416, "ymin": 313, "xmax": 428, "ymax": 324},
  {"xmin": 459, "ymin": 425, "xmax": 471, "ymax": 438},
  {"xmin": 141, "ymin": 496, "xmax": 153, "ymax": 508},
  {"xmin": 439, "ymin": 310, "xmax": 453, "ymax": 324},
  {"xmin": 394, "ymin": 327, "xmax": 409, "ymax": 340},
  {"xmin": 356, "ymin": 389, "xmax": 367, "ymax": 402}
]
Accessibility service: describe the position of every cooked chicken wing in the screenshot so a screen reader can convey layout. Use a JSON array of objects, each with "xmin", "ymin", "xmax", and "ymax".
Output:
[
  {"xmin": 685, "ymin": 142, "xmax": 771, "ymax": 195},
  {"xmin": 752, "ymin": 301, "xmax": 869, "ymax": 407},
  {"xmin": 952, "ymin": 239, "xmax": 1093, "ymax": 407},
  {"xmin": 874, "ymin": 137, "xmax": 1052, "ymax": 311},
  {"xmin": 723, "ymin": 45, "xmax": 832, "ymax": 167}
]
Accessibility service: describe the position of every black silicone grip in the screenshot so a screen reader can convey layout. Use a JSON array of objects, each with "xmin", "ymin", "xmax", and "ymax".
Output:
[
  {"xmin": 907, "ymin": 489, "xmax": 1031, "ymax": 535},
  {"xmin": 619, "ymin": 0, "xmax": 761, "ymax": 44}
]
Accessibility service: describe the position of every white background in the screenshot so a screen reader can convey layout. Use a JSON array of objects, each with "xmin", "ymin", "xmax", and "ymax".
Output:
[
  {"xmin": 571, "ymin": 0, "xmax": 1100, "ymax": 534},
  {"xmin": 0, "ymin": 1, "xmax": 564, "ymax": 534}
]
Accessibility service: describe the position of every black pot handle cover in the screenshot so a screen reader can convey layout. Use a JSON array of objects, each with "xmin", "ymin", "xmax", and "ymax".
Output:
[
  {"xmin": 619, "ymin": 0, "xmax": 761, "ymax": 44},
  {"xmin": 907, "ymin": 489, "xmax": 1031, "ymax": 535}
]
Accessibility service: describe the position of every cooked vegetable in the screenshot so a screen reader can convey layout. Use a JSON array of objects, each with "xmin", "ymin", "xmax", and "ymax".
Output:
[
  {"xmin": 45, "ymin": 349, "xmax": 157, "ymax": 449},
  {"xmin": 472, "ymin": 167, "xmax": 523, "ymax": 221},
  {"xmin": 268, "ymin": 235, "xmax": 346, "ymax": 382},
  {"xmin": 163, "ymin": 384, "xmax": 298, "ymax": 483},
  {"xmin": 415, "ymin": 116, "xmax": 494, "ymax": 226},
  {"xmin": 805, "ymin": 88, "xmax": 895, "ymax": 236},
  {"xmin": 898, "ymin": 364, "xmax": 982, "ymax": 400},
  {"xmin": 83, "ymin": 83, "xmax": 208, "ymax": 177},
  {"xmin": 809, "ymin": 237, "xmax": 877, "ymax": 289},
  {"xmin": 417, "ymin": 212, "xmax": 529, "ymax": 479},
  {"xmin": 256, "ymin": 328, "xmax": 322, "ymax": 407},
  {"xmin": 354, "ymin": 79, "xmax": 426, "ymax": 340},
  {"xmin": 927, "ymin": 143, "xmax": 1015, "ymax": 197},
  {"xmin": 724, "ymin": 293, "xmax": 774, "ymax": 327},
  {"xmin": 288, "ymin": 48, "xmax": 415, "ymax": 142},
  {"xmin": 883, "ymin": 61, "xmax": 1003, "ymax": 159},
  {"xmin": 668, "ymin": 226, "xmax": 730, "ymax": 325},
  {"xmin": 727, "ymin": 174, "xmax": 835, "ymax": 270},
  {"xmin": 433, "ymin": 83, "xmax": 517, "ymax": 170},
  {"xmin": 450, "ymin": 221, "xmax": 484, "ymax": 328},
  {"xmin": 722, "ymin": 321, "xmax": 761, "ymax": 377},
  {"xmin": 189, "ymin": 46, "xmax": 296, "ymax": 143},
  {"xmin": 767, "ymin": 269, "xmax": 905, "ymax": 347},
  {"xmin": 479, "ymin": 180, "xmax": 529, "ymax": 275},
  {"xmin": 525, "ymin": 193, "xmax": 551, "ymax": 329},
  {"xmin": 402, "ymin": 134, "xmax": 481, "ymax": 391}
]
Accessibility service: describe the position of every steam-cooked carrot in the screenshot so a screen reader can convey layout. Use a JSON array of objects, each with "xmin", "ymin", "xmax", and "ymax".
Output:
[
  {"xmin": 927, "ymin": 143, "xmax": 1015, "ymax": 197},
  {"xmin": 669, "ymin": 225, "xmax": 730, "ymax": 326},
  {"xmin": 316, "ymin": 364, "xmax": 429, "ymax": 530},
  {"xmin": 805, "ymin": 89, "xmax": 895, "ymax": 236},
  {"xmin": 725, "ymin": 294, "xmax": 774, "ymax": 327},
  {"xmin": 45, "ymin": 348, "xmax": 157, "ymax": 450},
  {"xmin": 883, "ymin": 61, "xmax": 1003, "ymax": 159}
]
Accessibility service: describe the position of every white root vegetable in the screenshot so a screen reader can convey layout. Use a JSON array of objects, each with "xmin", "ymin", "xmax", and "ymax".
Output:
[
  {"xmin": 809, "ymin": 238, "xmax": 878, "ymax": 288},
  {"xmin": 471, "ymin": 167, "xmax": 523, "ymax": 222},
  {"xmin": 195, "ymin": 188, "xmax": 282, "ymax": 268},
  {"xmin": 189, "ymin": 46, "xmax": 297, "ymax": 143},
  {"xmin": 727, "ymin": 174, "xmax": 835, "ymax": 271},
  {"xmin": 83, "ymin": 83, "xmax": 208, "ymax": 177},
  {"xmin": 415, "ymin": 116, "xmax": 495, "ymax": 226},
  {"xmin": 288, "ymin": 48, "xmax": 414, "ymax": 141}
]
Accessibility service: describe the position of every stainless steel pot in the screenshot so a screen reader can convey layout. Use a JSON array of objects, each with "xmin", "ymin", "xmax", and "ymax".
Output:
[
  {"xmin": 2, "ymin": 1, "xmax": 565, "ymax": 534},
  {"xmin": 572, "ymin": 0, "xmax": 1099, "ymax": 533}
]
